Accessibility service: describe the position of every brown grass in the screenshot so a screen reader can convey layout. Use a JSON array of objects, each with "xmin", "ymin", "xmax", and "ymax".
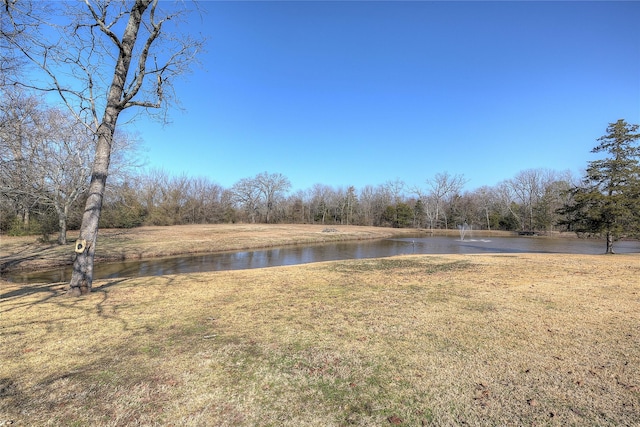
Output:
[{"xmin": 1, "ymin": 242, "xmax": 638, "ymax": 425}]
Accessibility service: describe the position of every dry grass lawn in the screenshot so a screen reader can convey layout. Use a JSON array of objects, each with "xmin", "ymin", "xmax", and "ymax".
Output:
[{"xmin": 0, "ymin": 226, "xmax": 638, "ymax": 425}]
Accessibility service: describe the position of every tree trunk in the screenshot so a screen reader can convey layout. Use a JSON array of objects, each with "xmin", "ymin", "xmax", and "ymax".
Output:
[
  {"xmin": 67, "ymin": 0, "xmax": 150, "ymax": 296},
  {"xmin": 485, "ymin": 208, "xmax": 491, "ymax": 231},
  {"xmin": 22, "ymin": 208, "xmax": 29, "ymax": 229},
  {"xmin": 58, "ymin": 214, "xmax": 67, "ymax": 245},
  {"xmin": 68, "ymin": 124, "xmax": 113, "ymax": 296},
  {"xmin": 605, "ymin": 231, "xmax": 615, "ymax": 254}
]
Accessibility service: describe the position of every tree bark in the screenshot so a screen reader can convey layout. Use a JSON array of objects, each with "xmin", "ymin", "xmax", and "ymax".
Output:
[
  {"xmin": 605, "ymin": 231, "xmax": 615, "ymax": 254},
  {"xmin": 57, "ymin": 213, "xmax": 67, "ymax": 245},
  {"xmin": 22, "ymin": 208, "xmax": 29, "ymax": 229},
  {"xmin": 68, "ymin": 124, "xmax": 113, "ymax": 296}
]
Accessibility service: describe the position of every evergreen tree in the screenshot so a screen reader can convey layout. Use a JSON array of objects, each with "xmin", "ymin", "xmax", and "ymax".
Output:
[{"xmin": 563, "ymin": 120, "xmax": 640, "ymax": 253}]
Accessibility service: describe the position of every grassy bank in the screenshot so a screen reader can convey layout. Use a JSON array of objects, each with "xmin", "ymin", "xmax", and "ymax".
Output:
[{"xmin": 1, "ymin": 252, "xmax": 638, "ymax": 425}]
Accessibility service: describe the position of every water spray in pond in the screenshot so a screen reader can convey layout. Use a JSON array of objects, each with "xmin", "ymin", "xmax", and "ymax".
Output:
[{"xmin": 458, "ymin": 222, "xmax": 471, "ymax": 241}]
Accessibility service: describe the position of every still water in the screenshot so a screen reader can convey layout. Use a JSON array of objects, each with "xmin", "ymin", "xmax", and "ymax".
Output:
[{"xmin": 5, "ymin": 236, "xmax": 639, "ymax": 284}]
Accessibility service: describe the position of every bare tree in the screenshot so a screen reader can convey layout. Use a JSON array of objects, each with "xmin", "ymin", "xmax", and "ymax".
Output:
[
  {"xmin": 182, "ymin": 176, "xmax": 226, "ymax": 224},
  {"xmin": 371, "ymin": 184, "xmax": 393, "ymax": 227},
  {"xmin": 230, "ymin": 172, "xmax": 291, "ymax": 224},
  {"xmin": 358, "ymin": 185, "xmax": 376, "ymax": 226},
  {"xmin": 138, "ymin": 169, "xmax": 192, "ymax": 226},
  {"xmin": 330, "ymin": 186, "xmax": 349, "ymax": 224},
  {"xmin": 409, "ymin": 187, "xmax": 427, "ymax": 228},
  {"xmin": 0, "ymin": 88, "xmax": 42, "ymax": 230},
  {"xmin": 474, "ymin": 186, "xmax": 497, "ymax": 231},
  {"xmin": 494, "ymin": 180, "xmax": 522, "ymax": 230},
  {"xmin": 309, "ymin": 184, "xmax": 332, "ymax": 224},
  {"xmin": 535, "ymin": 170, "xmax": 573, "ymax": 232},
  {"xmin": 385, "ymin": 179, "xmax": 405, "ymax": 205},
  {"xmin": 506, "ymin": 168, "xmax": 564, "ymax": 232},
  {"xmin": 285, "ymin": 190, "xmax": 309, "ymax": 224},
  {"xmin": 425, "ymin": 172, "xmax": 467, "ymax": 229},
  {"xmin": 384, "ymin": 179, "xmax": 405, "ymax": 226},
  {"xmin": 31, "ymin": 108, "xmax": 94, "ymax": 244},
  {"xmin": 4, "ymin": 0, "xmax": 202, "ymax": 295},
  {"xmin": 1, "ymin": 91, "xmax": 89, "ymax": 243},
  {"xmin": 254, "ymin": 172, "xmax": 291, "ymax": 224},
  {"xmin": 231, "ymin": 177, "xmax": 262, "ymax": 224},
  {"xmin": 1, "ymin": 88, "xmax": 139, "ymax": 242},
  {"xmin": 507, "ymin": 169, "xmax": 541, "ymax": 231},
  {"xmin": 0, "ymin": 0, "xmax": 28, "ymax": 86},
  {"xmin": 344, "ymin": 186, "xmax": 357, "ymax": 225}
]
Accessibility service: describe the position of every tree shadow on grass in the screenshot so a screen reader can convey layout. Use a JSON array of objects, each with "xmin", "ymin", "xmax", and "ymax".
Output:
[
  {"xmin": 0, "ymin": 278, "xmax": 129, "ymax": 317},
  {"xmin": 1, "ymin": 316, "xmax": 191, "ymax": 426},
  {"xmin": 0, "ymin": 282, "xmax": 66, "ymax": 304},
  {"xmin": 1, "ymin": 276, "xmax": 184, "ymax": 341},
  {"xmin": 0, "ymin": 243, "xmax": 69, "ymax": 272},
  {"xmin": 0, "ymin": 275, "xmax": 192, "ymax": 425}
]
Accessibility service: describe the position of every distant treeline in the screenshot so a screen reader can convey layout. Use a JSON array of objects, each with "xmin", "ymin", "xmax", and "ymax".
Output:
[{"xmin": 1, "ymin": 166, "xmax": 582, "ymax": 241}]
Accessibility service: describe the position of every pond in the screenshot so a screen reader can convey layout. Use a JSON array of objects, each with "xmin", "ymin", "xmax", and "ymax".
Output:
[{"xmin": 4, "ymin": 235, "xmax": 639, "ymax": 284}]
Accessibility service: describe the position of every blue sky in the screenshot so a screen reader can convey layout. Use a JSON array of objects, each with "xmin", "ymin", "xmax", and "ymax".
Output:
[{"xmin": 135, "ymin": 1, "xmax": 640, "ymax": 193}]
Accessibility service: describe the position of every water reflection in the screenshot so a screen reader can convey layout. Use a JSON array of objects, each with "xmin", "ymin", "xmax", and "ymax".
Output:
[{"xmin": 5, "ymin": 236, "xmax": 639, "ymax": 284}]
